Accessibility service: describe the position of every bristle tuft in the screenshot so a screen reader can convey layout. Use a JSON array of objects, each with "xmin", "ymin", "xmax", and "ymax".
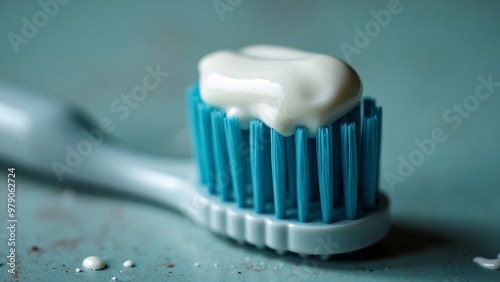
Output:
[
  {"xmin": 198, "ymin": 104, "xmax": 216, "ymax": 193},
  {"xmin": 187, "ymin": 84, "xmax": 382, "ymax": 223},
  {"xmin": 285, "ymin": 136, "xmax": 297, "ymax": 207},
  {"xmin": 250, "ymin": 120, "xmax": 272, "ymax": 214},
  {"xmin": 224, "ymin": 117, "xmax": 248, "ymax": 208},
  {"xmin": 317, "ymin": 127, "xmax": 334, "ymax": 223},
  {"xmin": 295, "ymin": 127, "xmax": 310, "ymax": 223},
  {"xmin": 361, "ymin": 98, "xmax": 382, "ymax": 210},
  {"xmin": 211, "ymin": 111, "xmax": 231, "ymax": 200},
  {"xmin": 271, "ymin": 129, "xmax": 286, "ymax": 219},
  {"xmin": 341, "ymin": 122, "xmax": 358, "ymax": 220}
]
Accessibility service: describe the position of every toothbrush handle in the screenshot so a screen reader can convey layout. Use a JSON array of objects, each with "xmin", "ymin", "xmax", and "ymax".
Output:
[
  {"xmin": 0, "ymin": 81, "xmax": 208, "ymax": 225},
  {"xmin": 64, "ymin": 142, "xmax": 195, "ymax": 208}
]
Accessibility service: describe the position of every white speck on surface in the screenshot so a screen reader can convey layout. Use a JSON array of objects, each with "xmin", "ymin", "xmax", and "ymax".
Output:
[
  {"xmin": 82, "ymin": 256, "xmax": 106, "ymax": 270},
  {"xmin": 320, "ymin": 255, "xmax": 331, "ymax": 261},
  {"xmin": 111, "ymin": 277, "xmax": 117, "ymax": 280},
  {"xmin": 194, "ymin": 262, "xmax": 200, "ymax": 267},
  {"xmin": 214, "ymin": 263, "xmax": 218, "ymax": 267},
  {"xmin": 245, "ymin": 256, "xmax": 250, "ymax": 262},
  {"xmin": 75, "ymin": 268, "xmax": 82, "ymax": 273},
  {"xmin": 123, "ymin": 260, "xmax": 134, "ymax": 267},
  {"xmin": 473, "ymin": 254, "xmax": 500, "ymax": 270},
  {"xmin": 119, "ymin": 270, "xmax": 123, "ymax": 273}
]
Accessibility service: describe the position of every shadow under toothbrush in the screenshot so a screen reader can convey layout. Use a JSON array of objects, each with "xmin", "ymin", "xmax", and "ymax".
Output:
[
  {"xmin": 207, "ymin": 218, "xmax": 496, "ymax": 269},
  {"xmin": 200, "ymin": 220, "xmax": 449, "ymax": 261}
]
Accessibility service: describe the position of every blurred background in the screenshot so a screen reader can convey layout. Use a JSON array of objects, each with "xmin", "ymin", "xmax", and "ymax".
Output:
[{"xmin": 0, "ymin": 0, "xmax": 499, "ymax": 281}]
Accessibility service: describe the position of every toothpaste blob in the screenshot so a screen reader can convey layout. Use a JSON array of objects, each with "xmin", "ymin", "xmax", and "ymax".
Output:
[{"xmin": 198, "ymin": 45, "xmax": 362, "ymax": 137}]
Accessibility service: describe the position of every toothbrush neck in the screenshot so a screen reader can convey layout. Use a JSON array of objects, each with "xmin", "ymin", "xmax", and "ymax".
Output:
[{"xmin": 51, "ymin": 141, "xmax": 196, "ymax": 209}]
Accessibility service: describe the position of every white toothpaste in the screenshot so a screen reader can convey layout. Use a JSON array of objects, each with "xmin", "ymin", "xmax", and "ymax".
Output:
[
  {"xmin": 198, "ymin": 45, "xmax": 362, "ymax": 137},
  {"xmin": 473, "ymin": 253, "xmax": 500, "ymax": 270}
]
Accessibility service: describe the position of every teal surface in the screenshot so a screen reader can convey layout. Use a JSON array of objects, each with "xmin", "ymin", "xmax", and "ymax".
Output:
[{"xmin": 1, "ymin": 0, "xmax": 500, "ymax": 281}]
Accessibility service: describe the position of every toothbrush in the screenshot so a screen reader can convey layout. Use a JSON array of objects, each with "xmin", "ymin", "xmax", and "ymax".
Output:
[{"xmin": 0, "ymin": 46, "xmax": 389, "ymax": 256}]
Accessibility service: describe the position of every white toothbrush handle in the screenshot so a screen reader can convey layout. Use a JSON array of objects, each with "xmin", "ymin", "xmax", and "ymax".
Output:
[
  {"xmin": 0, "ymin": 81, "xmax": 208, "ymax": 226},
  {"xmin": 53, "ymin": 141, "xmax": 207, "ymax": 225}
]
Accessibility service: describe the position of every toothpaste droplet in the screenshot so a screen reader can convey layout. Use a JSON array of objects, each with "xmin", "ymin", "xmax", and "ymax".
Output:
[
  {"xmin": 75, "ymin": 268, "xmax": 82, "ymax": 273},
  {"xmin": 194, "ymin": 262, "xmax": 200, "ymax": 267},
  {"xmin": 473, "ymin": 254, "xmax": 500, "ymax": 270},
  {"xmin": 111, "ymin": 277, "xmax": 118, "ymax": 280},
  {"xmin": 123, "ymin": 260, "xmax": 134, "ymax": 267},
  {"xmin": 214, "ymin": 263, "xmax": 219, "ymax": 267},
  {"xmin": 82, "ymin": 256, "xmax": 106, "ymax": 270}
]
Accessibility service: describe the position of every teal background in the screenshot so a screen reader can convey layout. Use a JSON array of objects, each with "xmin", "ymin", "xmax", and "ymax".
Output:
[{"xmin": 1, "ymin": 0, "xmax": 499, "ymax": 281}]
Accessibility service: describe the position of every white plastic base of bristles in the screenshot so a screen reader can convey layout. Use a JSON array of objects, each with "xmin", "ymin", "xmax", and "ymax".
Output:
[{"xmin": 182, "ymin": 187, "xmax": 390, "ymax": 255}]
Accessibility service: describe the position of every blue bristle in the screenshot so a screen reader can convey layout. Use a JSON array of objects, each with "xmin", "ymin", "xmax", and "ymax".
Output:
[
  {"xmin": 341, "ymin": 122, "xmax": 358, "ymax": 220},
  {"xmin": 295, "ymin": 127, "xmax": 310, "ymax": 222},
  {"xmin": 186, "ymin": 84, "xmax": 205, "ymax": 182},
  {"xmin": 266, "ymin": 131, "xmax": 275, "ymax": 204},
  {"xmin": 241, "ymin": 129, "xmax": 252, "ymax": 190},
  {"xmin": 197, "ymin": 104, "xmax": 216, "ymax": 194},
  {"xmin": 331, "ymin": 120, "xmax": 342, "ymax": 207},
  {"xmin": 187, "ymin": 84, "xmax": 383, "ymax": 223},
  {"xmin": 375, "ymin": 107, "xmax": 382, "ymax": 189},
  {"xmin": 284, "ymin": 136, "xmax": 297, "ymax": 207},
  {"xmin": 250, "ymin": 120, "xmax": 272, "ymax": 214},
  {"xmin": 317, "ymin": 126, "xmax": 334, "ymax": 223},
  {"xmin": 223, "ymin": 117, "xmax": 248, "ymax": 208},
  {"xmin": 349, "ymin": 106, "xmax": 362, "ymax": 199},
  {"xmin": 309, "ymin": 138, "xmax": 319, "ymax": 201},
  {"xmin": 361, "ymin": 99, "xmax": 382, "ymax": 210},
  {"xmin": 271, "ymin": 129, "xmax": 286, "ymax": 219},
  {"xmin": 211, "ymin": 111, "xmax": 232, "ymax": 201}
]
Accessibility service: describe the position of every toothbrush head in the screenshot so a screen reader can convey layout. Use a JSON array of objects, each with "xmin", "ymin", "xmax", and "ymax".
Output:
[{"xmin": 186, "ymin": 45, "xmax": 390, "ymax": 255}]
